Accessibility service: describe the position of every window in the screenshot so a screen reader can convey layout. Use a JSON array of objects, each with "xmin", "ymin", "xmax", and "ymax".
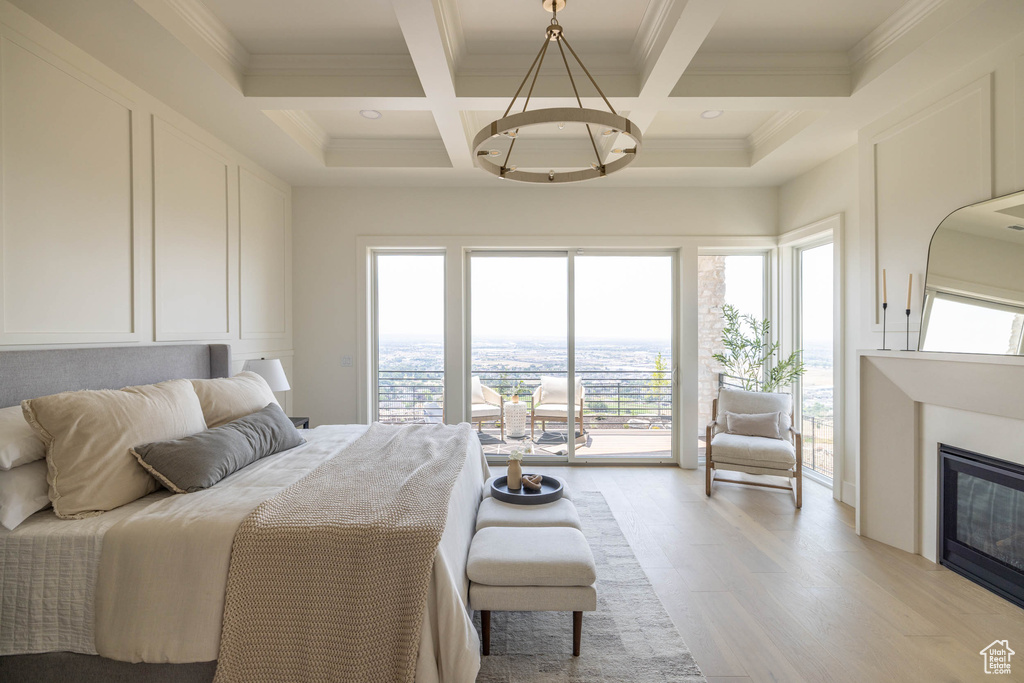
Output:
[{"xmin": 374, "ymin": 252, "xmax": 445, "ymax": 424}]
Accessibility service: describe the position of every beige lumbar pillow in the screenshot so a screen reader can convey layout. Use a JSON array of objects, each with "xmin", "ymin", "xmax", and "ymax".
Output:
[
  {"xmin": 722, "ymin": 411, "xmax": 785, "ymax": 440},
  {"xmin": 190, "ymin": 371, "xmax": 280, "ymax": 428},
  {"xmin": 22, "ymin": 379, "xmax": 208, "ymax": 519}
]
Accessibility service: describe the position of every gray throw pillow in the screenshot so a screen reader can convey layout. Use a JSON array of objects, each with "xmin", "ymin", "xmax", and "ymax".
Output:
[
  {"xmin": 132, "ymin": 403, "xmax": 305, "ymax": 493},
  {"xmin": 722, "ymin": 411, "xmax": 784, "ymax": 440}
]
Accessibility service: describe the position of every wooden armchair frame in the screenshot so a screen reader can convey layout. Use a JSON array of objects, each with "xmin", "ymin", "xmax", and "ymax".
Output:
[
  {"xmin": 705, "ymin": 397, "xmax": 802, "ymax": 508},
  {"xmin": 473, "ymin": 384, "xmax": 505, "ymax": 441}
]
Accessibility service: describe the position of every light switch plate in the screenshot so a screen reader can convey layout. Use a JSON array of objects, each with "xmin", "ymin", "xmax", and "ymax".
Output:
[{"xmin": 341, "ymin": 355, "xmax": 353, "ymax": 367}]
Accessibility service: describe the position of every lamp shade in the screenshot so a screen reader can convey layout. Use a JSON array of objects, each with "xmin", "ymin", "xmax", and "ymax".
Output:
[{"xmin": 241, "ymin": 358, "xmax": 291, "ymax": 392}]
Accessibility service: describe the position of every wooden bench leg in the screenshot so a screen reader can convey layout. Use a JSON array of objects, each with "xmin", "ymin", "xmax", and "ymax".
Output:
[
  {"xmin": 572, "ymin": 611, "xmax": 582, "ymax": 657},
  {"xmin": 481, "ymin": 610, "xmax": 490, "ymax": 656}
]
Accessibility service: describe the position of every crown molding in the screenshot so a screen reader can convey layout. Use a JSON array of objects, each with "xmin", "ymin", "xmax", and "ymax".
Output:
[
  {"xmin": 631, "ymin": 0, "xmax": 677, "ymax": 72},
  {"xmin": 324, "ymin": 137, "xmax": 448, "ymax": 152},
  {"xmin": 278, "ymin": 110, "xmax": 329, "ymax": 149},
  {"xmin": 246, "ymin": 54, "xmax": 418, "ymax": 77},
  {"xmin": 747, "ymin": 110, "xmax": 802, "ymax": 149},
  {"xmin": 648, "ymin": 137, "xmax": 750, "ymax": 152},
  {"xmin": 436, "ymin": 0, "xmax": 466, "ymax": 71},
  {"xmin": 161, "ymin": 0, "xmax": 249, "ymax": 72},
  {"xmin": 848, "ymin": 0, "xmax": 948, "ymax": 67},
  {"xmin": 687, "ymin": 52, "xmax": 850, "ymax": 76},
  {"xmin": 455, "ymin": 52, "xmax": 638, "ymax": 78}
]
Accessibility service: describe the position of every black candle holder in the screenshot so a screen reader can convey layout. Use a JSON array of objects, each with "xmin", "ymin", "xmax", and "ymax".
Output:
[
  {"xmin": 879, "ymin": 302, "xmax": 889, "ymax": 350},
  {"xmin": 904, "ymin": 308, "xmax": 913, "ymax": 351}
]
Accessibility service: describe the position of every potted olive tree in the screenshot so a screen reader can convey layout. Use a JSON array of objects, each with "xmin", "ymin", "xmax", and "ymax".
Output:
[{"xmin": 712, "ymin": 304, "xmax": 805, "ymax": 392}]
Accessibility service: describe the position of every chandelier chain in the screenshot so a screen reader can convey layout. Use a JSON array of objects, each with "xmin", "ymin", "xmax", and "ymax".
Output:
[
  {"xmin": 556, "ymin": 36, "xmax": 603, "ymax": 168},
  {"xmin": 502, "ymin": 35, "xmax": 551, "ymax": 119},
  {"xmin": 503, "ymin": 32, "xmax": 551, "ymax": 171},
  {"xmin": 559, "ymin": 35, "xmax": 617, "ymax": 116}
]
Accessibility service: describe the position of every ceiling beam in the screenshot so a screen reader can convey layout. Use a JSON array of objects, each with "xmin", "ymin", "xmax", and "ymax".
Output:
[
  {"xmin": 605, "ymin": 0, "xmax": 727, "ymax": 162},
  {"xmin": 391, "ymin": 0, "xmax": 474, "ymax": 169}
]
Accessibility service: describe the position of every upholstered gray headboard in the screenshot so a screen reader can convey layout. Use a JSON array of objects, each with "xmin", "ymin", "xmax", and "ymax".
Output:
[{"xmin": 0, "ymin": 344, "xmax": 231, "ymax": 408}]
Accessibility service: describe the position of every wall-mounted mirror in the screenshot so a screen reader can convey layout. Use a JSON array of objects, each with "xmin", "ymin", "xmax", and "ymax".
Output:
[{"xmin": 920, "ymin": 189, "xmax": 1024, "ymax": 355}]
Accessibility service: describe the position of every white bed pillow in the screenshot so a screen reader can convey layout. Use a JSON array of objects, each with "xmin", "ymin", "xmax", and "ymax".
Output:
[
  {"xmin": 22, "ymin": 379, "xmax": 208, "ymax": 519},
  {"xmin": 0, "ymin": 459, "xmax": 50, "ymax": 530},
  {"xmin": 0, "ymin": 405, "xmax": 46, "ymax": 470},
  {"xmin": 191, "ymin": 371, "xmax": 280, "ymax": 428}
]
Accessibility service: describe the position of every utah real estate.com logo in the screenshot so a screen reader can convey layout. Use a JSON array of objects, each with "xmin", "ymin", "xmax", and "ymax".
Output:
[{"xmin": 980, "ymin": 640, "xmax": 1014, "ymax": 675}]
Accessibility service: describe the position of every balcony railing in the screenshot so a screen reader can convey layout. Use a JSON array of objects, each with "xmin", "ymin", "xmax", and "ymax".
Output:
[
  {"xmin": 377, "ymin": 369, "xmax": 672, "ymax": 429},
  {"xmin": 801, "ymin": 415, "xmax": 834, "ymax": 479}
]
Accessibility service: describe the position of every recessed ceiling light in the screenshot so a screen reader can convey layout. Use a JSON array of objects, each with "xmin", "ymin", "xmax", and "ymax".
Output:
[
  {"xmin": 359, "ymin": 109, "xmax": 382, "ymax": 120},
  {"xmin": 701, "ymin": 110, "xmax": 723, "ymax": 119}
]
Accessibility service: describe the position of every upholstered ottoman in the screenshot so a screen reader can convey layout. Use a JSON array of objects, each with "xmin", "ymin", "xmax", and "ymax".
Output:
[
  {"xmin": 468, "ymin": 526, "xmax": 597, "ymax": 656},
  {"xmin": 475, "ymin": 497, "xmax": 582, "ymax": 531}
]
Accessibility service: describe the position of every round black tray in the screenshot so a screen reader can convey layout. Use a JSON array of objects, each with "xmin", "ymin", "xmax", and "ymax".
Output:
[{"xmin": 490, "ymin": 474, "xmax": 563, "ymax": 505}]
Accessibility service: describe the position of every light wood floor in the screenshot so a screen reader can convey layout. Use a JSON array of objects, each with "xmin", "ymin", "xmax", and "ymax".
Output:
[{"xmin": 501, "ymin": 464, "xmax": 1024, "ymax": 683}]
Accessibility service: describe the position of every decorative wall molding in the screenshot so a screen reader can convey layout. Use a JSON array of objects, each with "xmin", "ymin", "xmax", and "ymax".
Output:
[
  {"xmin": 239, "ymin": 168, "xmax": 290, "ymax": 340},
  {"xmin": 153, "ymin": 116, "xmax": 234, "ymax": 342},
  {"xmin": 863, "ymin": 74, "xmax": 993, "ymax": 329},
  {"xmin": 0, "ymin": 28, "xmax": 142, "ymax": 345}
]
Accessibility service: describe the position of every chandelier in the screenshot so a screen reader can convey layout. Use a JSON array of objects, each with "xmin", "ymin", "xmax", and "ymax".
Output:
[{"xmin": 472, "ymin": 0, "xmax": 642, "ymax": 183}]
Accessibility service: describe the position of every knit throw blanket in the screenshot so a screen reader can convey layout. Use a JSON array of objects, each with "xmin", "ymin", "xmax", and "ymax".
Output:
[{"xmin": 213, "ymin": 422, "xmax": 472, "ymax": 683}]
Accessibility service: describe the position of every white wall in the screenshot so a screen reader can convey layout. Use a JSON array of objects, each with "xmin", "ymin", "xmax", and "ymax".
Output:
[
  {"xmin": 0, "ymin": 3, "xmax": 294, "ymax": 407},
  {"xmin": 291, "ymin": 186, "xmax": 777, "ymax": 428},
  {"xmin": 779, "ymin": 29, "xmax": 1024, "ymax": 507},
  {"xmin": 778, "ymin": 147, "xmax": 858, "ymax": 502}
]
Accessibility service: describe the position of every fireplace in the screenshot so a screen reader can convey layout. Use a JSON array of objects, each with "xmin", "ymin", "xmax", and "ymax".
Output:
[{"xmin": 939, "ymin": 444, "xmax": 1024, "ymax": 609}]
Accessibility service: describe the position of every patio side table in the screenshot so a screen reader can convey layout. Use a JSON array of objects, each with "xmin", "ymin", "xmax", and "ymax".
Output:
[{"xmin": 504, "ymin": 400, "xmax": 529, "ymax": 438}]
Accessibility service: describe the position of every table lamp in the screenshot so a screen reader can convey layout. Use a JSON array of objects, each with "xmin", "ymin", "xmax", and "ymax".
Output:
[{"xmin": 241, "ymin": 358, "xmax": 291, "ymax": 392}]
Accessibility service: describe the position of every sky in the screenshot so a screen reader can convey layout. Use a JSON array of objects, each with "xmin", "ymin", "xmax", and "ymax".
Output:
[
  {"xmin": 800, "ymin": 243, "xmax": 834, "ymax": 347},
  {"xmin": 375, "ymin": 249, "xmax": 834, "ymax": 346}
]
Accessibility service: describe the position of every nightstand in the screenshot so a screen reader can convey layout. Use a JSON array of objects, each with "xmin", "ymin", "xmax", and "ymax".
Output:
[{"xmin": 289, "ymin": 416, "xmax": 310, "ymax": 430}]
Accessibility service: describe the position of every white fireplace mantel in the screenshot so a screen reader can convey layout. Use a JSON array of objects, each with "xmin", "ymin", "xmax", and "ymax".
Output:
[{"xmin": 858, "ymin": 350, "xmax": 1024, "ymax": 558}]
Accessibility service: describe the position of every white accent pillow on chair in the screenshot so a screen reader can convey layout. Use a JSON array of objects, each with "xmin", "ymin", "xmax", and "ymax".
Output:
[
  {"xmin": 540, "ymin": 376, "xmax": 581, "ymax": 405},
  {"xmin": 471, "ymin": 377, "xmax": 486, "ymax": 405}
]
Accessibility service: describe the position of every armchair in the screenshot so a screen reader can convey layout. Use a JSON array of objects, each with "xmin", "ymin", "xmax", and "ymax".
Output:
[
  {"xmin": 470, "ymin": 377, "xmax": 505, "ymax": 440},
  {"xmin": 530, "ymin": 376, "xmax": 584, "ymax": 440},
  {"xmin": 705, "ymin": 387, "xmax": 802, "ymax": 508}
]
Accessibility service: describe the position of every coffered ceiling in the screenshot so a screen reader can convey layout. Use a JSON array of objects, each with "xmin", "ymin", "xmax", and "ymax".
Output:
[{"xmin": 15, "ymin": 0, "xmax": 1024, "ymax": 186}]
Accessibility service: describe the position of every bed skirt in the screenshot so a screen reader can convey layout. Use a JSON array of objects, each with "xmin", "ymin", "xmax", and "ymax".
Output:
[{"xmin": 0, "ymin": 652, "xmax": 216, "ymax": 683}]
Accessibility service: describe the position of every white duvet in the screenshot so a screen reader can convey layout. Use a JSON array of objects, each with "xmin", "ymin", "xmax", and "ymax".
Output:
[{"xmin": 0, "ymin": 424, "xmax": 488, "ymax": 683}]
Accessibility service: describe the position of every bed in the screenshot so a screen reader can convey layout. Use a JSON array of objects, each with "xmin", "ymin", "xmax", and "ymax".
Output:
[{"xmin": 0, "ymin": 344, "xmax": 487, "ymax": 683}]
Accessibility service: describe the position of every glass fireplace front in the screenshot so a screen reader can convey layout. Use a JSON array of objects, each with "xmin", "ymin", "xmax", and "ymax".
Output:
[{"xmin": 939, "ymin": 444, "xmax": 1024, "ymax": 609}]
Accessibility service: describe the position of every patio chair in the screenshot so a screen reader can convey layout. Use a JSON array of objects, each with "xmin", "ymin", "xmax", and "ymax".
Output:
[
  {"xmin": 705, "ymin": 387, "xmax": 802, "ymax": 508},
  {"xmin": 531, "ymin": 376, "xmax": 585, "ymax": 440},
  {"xmin": 471, "ymin": 377, "xmax": 505, "ymax": 440}
]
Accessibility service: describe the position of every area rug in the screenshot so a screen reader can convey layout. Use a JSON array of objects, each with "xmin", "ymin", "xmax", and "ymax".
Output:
[{"xmin": 474, "ymin": 491, "xmax": 707, "ymax": 682}]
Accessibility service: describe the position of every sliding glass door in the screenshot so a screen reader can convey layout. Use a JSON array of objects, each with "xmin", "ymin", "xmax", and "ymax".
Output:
[
  {"xmin": 373, "ymin": 252, "xmax": 445, "ymax": 424},
  {"xmin": 574, "ymin": 254, "xmax": 674, "ymax": 458},
  {"xmin": 468, "ymin": 250, "xmax": 676, "ymax": 462},
  {"xmin": 469, "ymin": 252, "xmax": 568, "ymax": 458}
]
